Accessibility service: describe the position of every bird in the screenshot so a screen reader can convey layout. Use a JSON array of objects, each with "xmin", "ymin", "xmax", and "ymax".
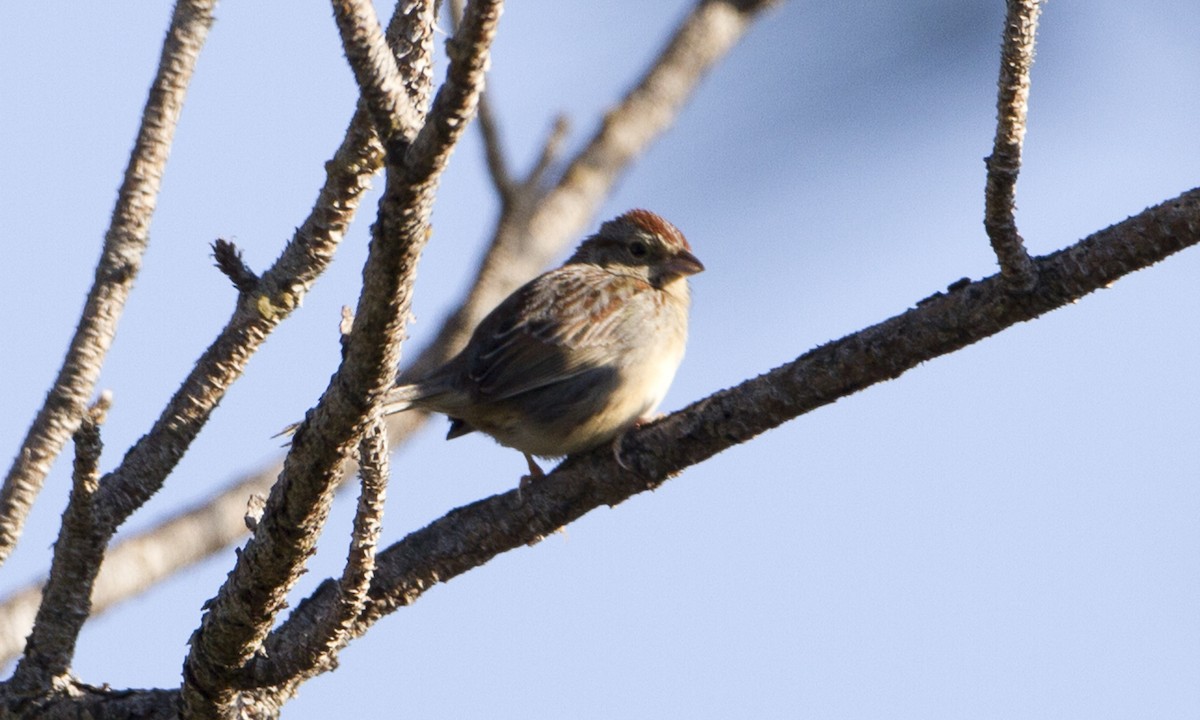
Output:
[{"xmin": 384, "ymin": 209, "xmax": 703, "ymax": 480}]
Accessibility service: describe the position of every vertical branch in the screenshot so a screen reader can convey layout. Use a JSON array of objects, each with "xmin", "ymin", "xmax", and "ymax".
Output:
[
  {"xmin": 448, "ymin": 0, "xmax": 515, "ymax": 201},
  {"xmin": 10, "ymin": 395, "xmax": 112, "ymax": 693},
  {"xmin": 0, "ymin": 0, "xmax": 218, "ymax": 568},
  {"xmin": 288, "ymin": 421, "xmax": 389, "ymax": 681},
  {"xmin": 984, "ymin": 0, "xmax": 1042, "ymax": 289}
]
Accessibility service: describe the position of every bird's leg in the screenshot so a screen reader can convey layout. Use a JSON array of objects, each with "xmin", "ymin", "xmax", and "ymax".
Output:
[{"xmin": 519, "ymin": 452, "xmax": 546, "ymax": 491}]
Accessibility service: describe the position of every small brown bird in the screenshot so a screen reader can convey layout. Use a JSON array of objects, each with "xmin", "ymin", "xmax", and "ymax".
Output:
[{"xmin": 386, "ymin": 209, "xmax": 703, "ymax": 478}]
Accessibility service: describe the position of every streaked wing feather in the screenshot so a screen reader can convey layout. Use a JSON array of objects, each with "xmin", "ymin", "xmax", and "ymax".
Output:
[{"xmin": 465, "ymin": 267, "xmax": 641, "ymax": 401}]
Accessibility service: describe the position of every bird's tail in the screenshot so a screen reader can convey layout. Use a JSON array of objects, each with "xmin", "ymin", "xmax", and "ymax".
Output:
[
  {"xmin": 274, "ymin": 383, "xmax": 423, "ymax": 439},
  {"xmin": 380, "ymin": 383, "xmax": 423, "ymax": 416}
]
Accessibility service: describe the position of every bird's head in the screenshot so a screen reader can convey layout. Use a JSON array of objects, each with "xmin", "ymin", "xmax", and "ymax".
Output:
[{"xmin": 570, "ymin": 209, "xmax": 704, "ymax": 288}]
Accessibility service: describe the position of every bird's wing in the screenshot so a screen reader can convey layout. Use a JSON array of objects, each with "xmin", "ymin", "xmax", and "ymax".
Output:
[{"xmin": 463, "ymin": 266, "xmax": 647, "ymax": 402}]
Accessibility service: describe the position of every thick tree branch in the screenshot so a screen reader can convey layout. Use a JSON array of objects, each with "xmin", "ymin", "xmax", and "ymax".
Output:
[
  {"xmin": 0, "ymin": 0, "xmax": 217, "ymax": 569},
  {"xmin": 264, "ymin": 188, "xmax": 1200, "ymax": 654},
  {"xmin": 984, "ymin": 0, "xmax": 1042, "ymax": 288},
  {"xmin": 10, "ymin": 397, "xmax": 111, "ymax": 694}
]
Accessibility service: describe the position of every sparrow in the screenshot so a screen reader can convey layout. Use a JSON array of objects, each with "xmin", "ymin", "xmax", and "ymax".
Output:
[{"xmin": 385, "ymin": 209, "xmax": 703, "ymax": 479}]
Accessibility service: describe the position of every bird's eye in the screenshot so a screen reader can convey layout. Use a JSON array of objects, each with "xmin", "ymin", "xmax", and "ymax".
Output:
[{"xmin": 628, "ymin": 241, "xmax": 648, "ymax": 258}]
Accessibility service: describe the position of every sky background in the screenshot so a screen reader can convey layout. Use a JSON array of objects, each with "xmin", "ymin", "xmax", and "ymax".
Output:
[{"xmin": 1, "ymin": 1, "xmax": 1198, "ymax": 717}]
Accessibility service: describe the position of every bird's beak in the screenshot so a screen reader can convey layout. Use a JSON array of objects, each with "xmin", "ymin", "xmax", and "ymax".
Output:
[{"xmin": 665, "ymin": 249, "xmax": 705, "ymax": 278}]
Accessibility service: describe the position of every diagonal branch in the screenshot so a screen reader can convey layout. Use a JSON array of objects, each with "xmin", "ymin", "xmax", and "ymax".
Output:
[
  {"xmin": 984, "ymin": 0, "xmax": 1042, "ymax": 288},
  {"xmin": 6, "ymin": 183, "xmax": 1197, "ymax": 720},
  {"xmin": 264, "ymin": 187, "xmax": 1200, "ymax": 654},
  {"xmin": 331, "ymin": 0, "xmax": 421, "ymax": 143},
  {"xmin": 0, "ymin": 0, "xmax": 218, "ymax": 569}
]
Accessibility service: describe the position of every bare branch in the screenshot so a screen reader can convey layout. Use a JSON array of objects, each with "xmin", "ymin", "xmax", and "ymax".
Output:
[
  {"xmin": 211, "ymin": 240, "xmax": 259, "ymax": 294},
  {"xmin": 0, "ymin": 461, "xmax": 279, "ymax": 668},
  {"xmin": 984, "ymin": 0, "xmax": 1042, "ymax": 288},
  {"xmin": 448, "ymin": 0, "xmax": 515, "ymax": 200},
  {"xmin": 331, "ymin": 0, "xmax": 421, "ymax": 142},
  {"xmin": 475, "ymin": 93, "xmax": 517, "ymax": 202},
  {"xmin": 285, "ymin": 422, "xmax": 389, "ymax": 682},
  {"xmin": 0, "ymin": 0, "xmax": 218, "ymax": 569},
  {"xmin": 520, "ymin": 114, "xmax": 570, "ymax": 195},
  {"xmin": 401, "ymin": 0, "xmax": 503, "ymax": 180},
  {"xmin": 10, "ymin": 395, "xmax": 112, "ymax": 693},
  {"xmin": 182, "ymin": 1, "xmax": 501, "ymax": 713},
  {"xmin": 266, "ymin": 187, "xmax": 1200, "ymax": 651}
]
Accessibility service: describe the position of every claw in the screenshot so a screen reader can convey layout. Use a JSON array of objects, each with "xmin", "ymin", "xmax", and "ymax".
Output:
[{"xmin": 611, "ymin": 433, "xmax": 631, "ymax": 471}]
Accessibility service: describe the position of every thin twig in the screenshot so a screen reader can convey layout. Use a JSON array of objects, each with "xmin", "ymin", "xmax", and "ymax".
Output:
[
  {"xmin": 477, "ymin": 93, "xmax": 517, "ymax": 202},
  {"xmin": 211, "ymin": 239, "xmax": 260, "ymax": 294},
  {"xmin": 10, "ymin": 394, "xmax": 112, "ymax": 693},
  {"xmin": 265, "ymin": 187, "xmax": 1200, "ymax": 652},
  {"xmin": 300, "ymin": 420, "xmax": 389, "ymax": 679},
  {"xmin": 0, "ymin": 0, "xmax": 218, "ymax": 569},
  {"xmin": 984, "ymin": 0, "xmax": 1042, "ymax": 289},
  {"xmin": 520, "ymin": 114, "xmax": 570, "ymax": 195}
]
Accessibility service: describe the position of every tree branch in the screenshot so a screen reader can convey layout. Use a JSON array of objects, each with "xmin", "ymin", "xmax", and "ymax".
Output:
[
  {"xmin": 10, "ymin": 396, "xmax": 111, "ymax": 694},
  {"xmin": 211, "ymin": 240, "xmax": 259, "ymax": 295},
  {"xmin": 331, "ymin": 0, "xmax": 421, "ymax": 143},
  {"xmin": 265, "ymin": 187, "xmax": 1200, "ymax": 654},
  {"xmin": 285, "ymin": 422, "xmax": 389, "ymax": 683},
  {"xmin": 0, "ymin": 0, "xmax": 218, "ymax": 569},
  {"xmin": 984, "ymin": 0, "xmax": 1042, "ymax": 288},
  {"xmin": 449, "ymin": 0, "xmax": 515, "ymax": 201},
  {"xmin": 6, "ymin": 181, "xmax": 1197, "ymax": 720},
  {"xmin": 181, "ymin": 1, "xmax": 500, "ymax": 714}
]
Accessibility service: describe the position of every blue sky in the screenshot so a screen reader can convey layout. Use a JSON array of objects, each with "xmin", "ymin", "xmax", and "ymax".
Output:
[{"xmin": 1, "ymin": 1, "xmax": 1198, "ymax": 717}]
